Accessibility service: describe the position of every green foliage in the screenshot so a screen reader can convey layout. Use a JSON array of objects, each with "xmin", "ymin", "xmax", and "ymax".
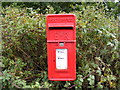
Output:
[
  {"xmin": 2, "ymin": 2, "xmax": 120, "ymax": 16},
  {"xmin": 1, "ymin": 3, "xmax": 119, "ymax": 89}
]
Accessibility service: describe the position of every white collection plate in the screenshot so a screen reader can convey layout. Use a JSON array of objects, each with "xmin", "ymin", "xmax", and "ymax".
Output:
[{"xmin": 56, "ymin": 49, "xmax": 68, "ymax": 69}]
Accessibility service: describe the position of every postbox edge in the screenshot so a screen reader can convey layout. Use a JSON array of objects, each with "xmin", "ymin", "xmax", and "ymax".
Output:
[{"xmin": 46, "ymin": 14, "xmax": 76, "ymax": 17}]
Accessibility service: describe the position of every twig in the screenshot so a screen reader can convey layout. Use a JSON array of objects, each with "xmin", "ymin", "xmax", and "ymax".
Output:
[
  {"xmin": 8, "ymin": 80, "xmax": 21, "ymax": 88},
  {"xmin": 67, "ymin": 85, "xmax": 76, "ymax": 89},
  {"xmin": 16, "ymin": 45, "xmax": 30, "ymax": 58},
  {"xmin": 82, "ymin": 71, "xmax": 95, "ymax": 79},
  {"xmin": 67, "ymin": 71, "xmax": 96, "ymax": 89},
  {"xmin": 0, "ymin": 72, "xmax": 22, "ymax": 89}
]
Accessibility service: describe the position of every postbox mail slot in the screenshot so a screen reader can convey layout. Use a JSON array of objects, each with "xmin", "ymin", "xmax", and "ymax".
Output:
[
  {"xmin": 48, "ymin": 23, "xmax": 74, "ymax": 30},
  {"xmin": 49, "ymin": 27, "xmax": 73, "ymax": 30}
]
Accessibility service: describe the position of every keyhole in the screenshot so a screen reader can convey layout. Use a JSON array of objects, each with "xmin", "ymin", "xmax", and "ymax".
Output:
[{"xmin": 59, "ymin": 42, "xmax": 64, "ymax": 46}]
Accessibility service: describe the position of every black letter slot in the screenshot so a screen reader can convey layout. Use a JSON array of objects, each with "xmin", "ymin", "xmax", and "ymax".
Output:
[{"xmin": 49, "ymin": 27, "xmax": 73, "ymax": 30}]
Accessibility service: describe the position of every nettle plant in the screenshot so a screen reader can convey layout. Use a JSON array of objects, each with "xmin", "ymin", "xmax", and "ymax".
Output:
[{"xmin": 1, "ymin": 4, "xmax": 119, "ymax": 89}]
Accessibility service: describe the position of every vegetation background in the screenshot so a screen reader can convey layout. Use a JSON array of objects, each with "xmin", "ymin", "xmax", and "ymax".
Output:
[{"xmin": 1, "ymin": 2, "xmax": 120, "ymax": 89}]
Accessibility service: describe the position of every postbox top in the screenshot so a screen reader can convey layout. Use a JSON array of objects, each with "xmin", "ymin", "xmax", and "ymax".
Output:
[
  {"xmin": 46, "ymin": 14, "xmax": 76, "ymax": 24},
  {"xmin": 46, "ymin": 14, "xmax": 76, "ymax": 17}
]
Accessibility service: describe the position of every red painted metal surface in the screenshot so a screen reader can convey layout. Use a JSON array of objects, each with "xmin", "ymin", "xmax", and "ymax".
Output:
[{"xmin": 46, "ymin": 14, "xmax": 76, "ymax": 81}]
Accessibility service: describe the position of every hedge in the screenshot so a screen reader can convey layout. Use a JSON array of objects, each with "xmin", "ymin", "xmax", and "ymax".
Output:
[{"xmin": 1, "ymin": 5, "xmax": 119, "ymax": 89}]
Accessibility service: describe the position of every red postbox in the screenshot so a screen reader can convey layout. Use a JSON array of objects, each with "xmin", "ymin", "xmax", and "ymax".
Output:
[{"xmin": 46, "ymin": 14, "xmax": 76, "ymax": 81}]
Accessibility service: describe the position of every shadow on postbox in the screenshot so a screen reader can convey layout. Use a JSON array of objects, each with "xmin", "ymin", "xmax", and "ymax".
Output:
[{"xmin": 46, "ymin": 14, "xmax": 76, "ymax": 81}]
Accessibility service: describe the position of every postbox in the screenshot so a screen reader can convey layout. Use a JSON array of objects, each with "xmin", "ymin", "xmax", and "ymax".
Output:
[{"xmin": 46, "ymin": 14, "xmax": 76, "ymax": 81}]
